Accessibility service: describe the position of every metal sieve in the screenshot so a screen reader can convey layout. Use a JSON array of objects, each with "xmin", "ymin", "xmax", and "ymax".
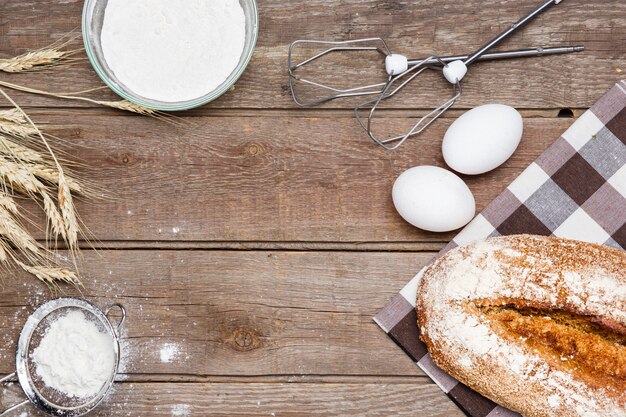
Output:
[{"xmin": 0, "ymin": 298, "xmax": 126, "ymax": 416}]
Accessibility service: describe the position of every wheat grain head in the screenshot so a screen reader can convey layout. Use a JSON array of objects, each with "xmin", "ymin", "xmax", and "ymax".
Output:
[
  {"xmin": 0, "ymin": 135, "xmax": 44, "ymax": 162},
  {"xmin": 0, "ymin": 109, "xmax": 27, "ymax": 125},
  {"xmin": 57, "ymin": 171, "xmax": 78, "ymax": 250},
  {"xmin": 41, "ymin": 192, "xmax": 67, "ymax": 242},
  {"xmin": 96, "ymin": 100, "xmax": 159, "ymax": 116},
  {"xmin": 0, "ymin": 156, "xmax": 47, "ymax": 194},
  {"xmin": 31, "ymin": 164, "xmax": 82, "ymax": 193},
  {"xmin": 0, "ymin": 120, "xmax": 38, "ymax": 139},
  {"xmin": 0, "ymin": 50, "xmax": 67, "ymax": 73},
  {"xmin": 0, "ymin": 206, "xmax": 43, "ymax": 261},
  {"xmin": 16, "ymin": 261, "xmax": 79, "ymax": 285}
]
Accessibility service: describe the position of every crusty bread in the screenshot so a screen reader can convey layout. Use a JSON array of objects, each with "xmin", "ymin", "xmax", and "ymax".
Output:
[{"xmin": 416, "ymin": 235, "xmax": 626, "ymax": 417}]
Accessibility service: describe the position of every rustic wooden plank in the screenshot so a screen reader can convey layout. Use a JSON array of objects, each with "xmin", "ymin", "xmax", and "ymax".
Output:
[
  {"xmin": 13, "ymin": 111, "xmax": 571, "ymax": 243},
  {"xmin": 61, "ymin": 241, "xmax": 448, "ymax": 252},
  {"xmin": 0, "ymin": 0, "xmax": 623, "ymax": 110},
  {"xmin": 0, "ymin": 381, "xmax": 465, "ymax": 417},
  {"xmin": 0, "ymin": 250, "xmax": 430, "ymax": 377}
]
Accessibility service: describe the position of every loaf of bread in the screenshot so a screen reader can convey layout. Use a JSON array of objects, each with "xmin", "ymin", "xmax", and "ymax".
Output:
[{"xmin": 416, "ymin": 235, "xmax": 626, "ymax": 417}]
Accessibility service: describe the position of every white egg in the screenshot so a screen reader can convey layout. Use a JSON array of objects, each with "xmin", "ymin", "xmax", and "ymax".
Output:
[
  {"xmin": 442, "ymin": 104, "xmax": 523, "ymax": 175},
  {"xmin": 392, "ymin": 166, "xmax": 476, "ymax": 232}
]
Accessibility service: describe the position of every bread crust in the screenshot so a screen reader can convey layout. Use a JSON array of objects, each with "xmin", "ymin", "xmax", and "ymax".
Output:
[{"xmin": 416, "ymin": 235, "xmax": 626, "ymax": 417}]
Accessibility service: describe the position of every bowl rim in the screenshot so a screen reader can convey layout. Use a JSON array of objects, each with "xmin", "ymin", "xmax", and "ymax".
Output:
[{"xmin": 81, "ymin": 0, "xmax": 259, "ymax": 111}]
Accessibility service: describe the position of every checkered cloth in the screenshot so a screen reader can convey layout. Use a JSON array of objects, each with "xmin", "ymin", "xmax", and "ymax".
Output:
[{"xmin": 374, "ymin": 81, "xmax": 626, "ymax": 417}]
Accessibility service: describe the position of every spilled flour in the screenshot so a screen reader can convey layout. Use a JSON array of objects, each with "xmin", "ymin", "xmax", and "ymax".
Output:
[
  {"xmin": 32, "ymin": 310, "xmax": 116, "ymax": 398},
  {"xmin": 101, "ymin": 0, "xmax": 247, "ymax": 102},
  {"xmin": 159, "ymin": 343, "xmax": 181, "ymax": 363},
  {"xmin": 171, "ymin": 404, "xmax": 191, "ymax": 416}
]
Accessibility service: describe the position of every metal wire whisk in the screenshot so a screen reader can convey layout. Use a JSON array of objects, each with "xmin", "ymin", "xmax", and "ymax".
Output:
[{"xmin": 288, "ymin": 0, "xmax": 584, "ymax": 150}]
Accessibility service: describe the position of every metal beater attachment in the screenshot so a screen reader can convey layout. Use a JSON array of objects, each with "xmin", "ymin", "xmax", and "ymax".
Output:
[
  {"xmin": 287, "ymin": 38, "xmax": 393, "ymax": 106},
  {"xmin": 288, "ymin": 0, "xmax": 585, "ymax": 150}
]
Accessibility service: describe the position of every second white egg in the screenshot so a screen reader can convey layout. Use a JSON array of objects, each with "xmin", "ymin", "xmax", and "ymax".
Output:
[
  {"xmin": 392, "ymin": 166, "xmax": 476, "ymax": 233},
  {"xmin": 442, "ymin": 104, "xmax": 523, "ymax": 175}
]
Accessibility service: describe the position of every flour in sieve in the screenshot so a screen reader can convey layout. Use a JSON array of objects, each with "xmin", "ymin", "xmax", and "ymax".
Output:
[
  {"xmin": 100, "ymin": 0, "xmax": 246, "ymax": 102},
  {"xmin": 32, "ymin": 310, "xmax": 116, "ymax": 398}
]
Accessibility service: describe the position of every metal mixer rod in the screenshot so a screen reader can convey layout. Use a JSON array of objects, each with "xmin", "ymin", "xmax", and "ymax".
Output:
[{"xmin": 289, "ymin": 45, "xmax": 584, "ymax": 106}]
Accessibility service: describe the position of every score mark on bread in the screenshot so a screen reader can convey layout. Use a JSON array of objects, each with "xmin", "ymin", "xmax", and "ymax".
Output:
[
  {"xmin": 474, "ymin": 301, "xmax": 626, "ymax": 394},
  {"xmin": 417, "ymin": 235, "xmax": 626, "ymax": 417}
]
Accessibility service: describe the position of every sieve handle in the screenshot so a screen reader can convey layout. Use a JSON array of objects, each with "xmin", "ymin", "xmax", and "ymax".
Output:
[
  {"xmin": 0, "ymin": 372, "xmax": 15, "ymax": 384},
  {"xmin": 0, "ymin": 400, "xmax": 29, "ymax": 416},
  {"xmin": 0, "ymin": 373, "xmax": 29, "ymax": 416},
  {"xmin": 105, "ymin": 303, "xmax": 127, "ymax": 336}
]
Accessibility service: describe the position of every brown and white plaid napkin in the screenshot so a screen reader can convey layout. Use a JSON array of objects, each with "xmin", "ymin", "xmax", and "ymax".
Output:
[{"xmin": 374, "ymin": 81, "xmax": 626, "ymax": 417}]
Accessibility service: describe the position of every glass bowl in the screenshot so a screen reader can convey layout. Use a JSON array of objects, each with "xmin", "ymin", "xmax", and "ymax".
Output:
[{"xmin": 82, "ymin": 0, "xmax": 258, "ymax": 111}]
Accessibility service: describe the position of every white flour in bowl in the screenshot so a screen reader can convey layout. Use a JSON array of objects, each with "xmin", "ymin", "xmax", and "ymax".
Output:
[
  {"xmin": 100, "ymin": 0, "xmax": 247, "ymax": 102},
  {"xmin": 32, "ymin": 310, "xmax": 115, "ymax": 398}
]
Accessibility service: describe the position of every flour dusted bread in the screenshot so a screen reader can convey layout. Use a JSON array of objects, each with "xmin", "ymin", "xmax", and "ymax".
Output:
[{"xmin": 416, "ymin": 235, "xmax": 626, "ymax": 417}]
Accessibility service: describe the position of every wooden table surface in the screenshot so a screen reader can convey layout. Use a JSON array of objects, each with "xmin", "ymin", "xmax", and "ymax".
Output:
[{"xmin": 0, "ymin": 0, "xmax": 624, "ymax": 416}]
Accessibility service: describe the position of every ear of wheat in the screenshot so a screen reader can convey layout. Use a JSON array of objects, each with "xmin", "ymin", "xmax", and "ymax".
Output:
[
  {"xmin": 0, "ymin": 119, "xmax": 39, "ymax": 138},
  {"xmin": 0, "ymin": 135, "xmax": 44, "ymax": 162},
  {"xmin": 0, "ymin": 80, "xmax": 182, "ymax": 124},
  {"xmin": 0, "ymin": 31, "xmax": 175, "ymax": 284},
  {"xmin": 0, "ymin": 88, "xmax": 86, "ymax": 284},
  {"xmin": 15, "ymin": 261, "xmax": 79, "ymax": 285},
  {"xmin": 0, "ymin": 30, "xmax": 182, "ymax": 121},
  {"xmin": 0, "ymin": 109, "xmax": 27, "ymax": 124},
  {"xmin": 0, "ymin": 34, "xmax": 170, "ymax": 119},
  {"xmin": 0, "ymin": 34, "xmax": 83, "ymax": 73}
]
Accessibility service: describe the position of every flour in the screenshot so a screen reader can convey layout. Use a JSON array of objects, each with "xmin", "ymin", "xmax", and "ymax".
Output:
[
  {"xmin": 32, "ymin": 310, "xmax": 116, "ymax": 398},
  {"xmin": 547, "ymin": 395, "xmax": 561, "ymax": 408},
  {"xmin": 101, "ymin": 0, "xmax": 246, "ymax": 102},
  {"xmin": 171, "ymin": 404, "xmax": 191, "ymax": 416},
  {"xmin": 160, "ymin": 342, "xmax": 180, "ymax": 363}
]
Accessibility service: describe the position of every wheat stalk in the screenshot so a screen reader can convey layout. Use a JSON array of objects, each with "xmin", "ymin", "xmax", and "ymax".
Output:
[
  {"xmin": 94, "ymin": 100, "xmax": 160, "ymax": 116},
  {"xmin": 0, "ymin": 194, "xmax": 19, "ymax": 215},
  {"xmin": 31, "ymin": 164, "xmax": 82, "ymax": 193},
  {"xmin": 42, "ymin": 192, "xmax": 67, "ymax": 241},
  {"xmin": 0, "ymin": 109, "xmax": 27, "ymax": 124},
  {"xmin": 0, "ymin": 197, "xmax": 78, "ymax": 285},
  {"xmin": 0, "ymin": 157, "xmax": 66, "ymax": 241},
  {"xmin": 0, "ymin": 135, "xmax": 44, "ymax": 162},
  {"xmin": 0, "ymin": 33, "xmax": 83, "ymax": 73},
  {"xmin": 0, "ymin": 32, "xmax": 97, "ymax": 284},
  {"xmin": 0, "ymin": 157, "xmax": 78, "ymax": 253},
  {"xmin": 0, "ymin": 205, "xmax": 43, "ymax": 262},
  {"xmin": 0, "ymin": 155, "xmax": 47, "ymax": 194},
  {"xmin": 15, "ymin": 261, "xmax": 79, "ymax": 285},
  {"xmin": 0, "ymin": 80, "xmax": 170, "ymax": 120},
  {"xmin": 0, "ymin": 89, "xmax": 83, "ymax": 269},
  {"xmin": 0, "ymin": 35, "xmax": 106, "ymax": 284},
  {"xmin": 0, "ymin": 91, "xmax": 81, "ymax": 244},
  {"xmin": 1, "ymin": 50, "xmax": 65, "ymax": 73},
  {"xmin": 0, "ymin": 120, "xmax": 38, "ymax": 139},
  {"xmin": 0, "ymin": 240, "xmax": 8, "ymax": 263},
  {"xmin": 0, "ymin": 189, "xmax": 78, "ymax": 285},
  {"xmin": 57, "ymin": 171, "xmax": 77, "ymax": 249}
]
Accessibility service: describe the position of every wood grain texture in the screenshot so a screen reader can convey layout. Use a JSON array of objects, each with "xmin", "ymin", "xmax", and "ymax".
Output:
[
  {"xmin": 0, "ymin": 250, "xmax": 429, "ymax": 377},
  {"xmin": 0, "ymin": 0, "xmax": 623, "ymax": 416},
  {"xmin": 15, "ymin": 111, "xmax": 571, "ymax": 244},
  {"xmin": 0, "ymin": 0, "xmax": 623, "ymax": 111},
  {"xmin": 0, "ymin": 381, "xmax": 465, "ymax": 417}
]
